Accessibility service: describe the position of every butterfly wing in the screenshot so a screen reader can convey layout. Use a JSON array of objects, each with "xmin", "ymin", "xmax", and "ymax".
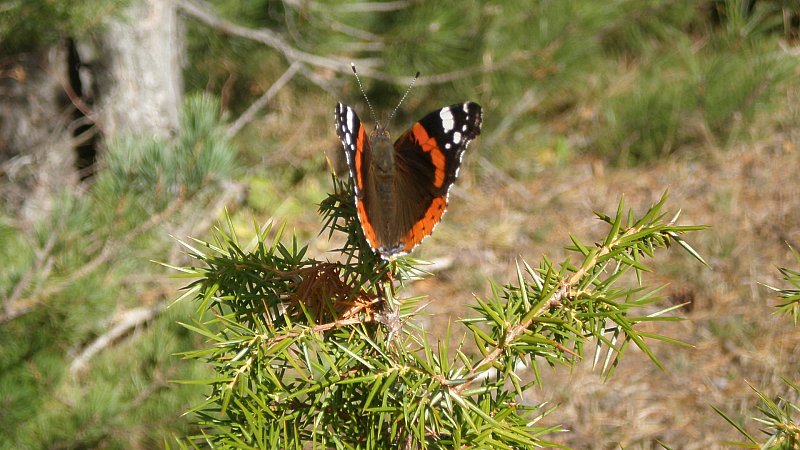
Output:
[
  {"xmin": 389, "ymin": 102, "xmax": 483, "ymax": 255},
  {"xmin": 334, "ymin": 103, "xmax": 382, "ymax": 250}
]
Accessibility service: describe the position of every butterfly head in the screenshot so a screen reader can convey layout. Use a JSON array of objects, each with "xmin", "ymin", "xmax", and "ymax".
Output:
[{"xmin": 348, "ymin": 63, "xmax": 420, "ymax": 177}]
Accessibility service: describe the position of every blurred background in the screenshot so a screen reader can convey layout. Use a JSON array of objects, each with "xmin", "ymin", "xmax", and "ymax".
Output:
[{"xmin": 1, "ymin": 0, "xmax": 799, "ymax": 448}]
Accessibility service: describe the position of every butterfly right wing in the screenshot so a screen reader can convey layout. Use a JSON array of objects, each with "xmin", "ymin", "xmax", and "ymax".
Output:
[
  {"xmin": 388, "ymin": 102, "xmax": 483, "ymax": 255},
  {"xmin": 334, "ymin": 103, "xmax": 381, "ymax": 251}
]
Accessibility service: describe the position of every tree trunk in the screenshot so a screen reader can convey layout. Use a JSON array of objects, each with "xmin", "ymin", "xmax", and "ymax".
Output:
[
  {"xmin": 0, "ymin": 0, "xmax": 184, "ymax": 223},
  {"xmin": 95, "ymin": 0, "xmax": 183, "ymax": 139},
  {"xmin": 0, "ymin": 47, "xmax": 78, "ymax": 223}
]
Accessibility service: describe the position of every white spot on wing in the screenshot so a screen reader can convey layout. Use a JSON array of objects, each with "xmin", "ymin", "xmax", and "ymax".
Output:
[
  {"xmin": 345, "ymin": 133, "xmax": 351, "ymax": 145},
  {"xmin": 440, "ymin": 108, "xmax": 454, "ymax": 132},
  {"xmin": 445, "ymin": 143, "xmax": 451, "ymax": 149},
  {"xmin": 347, "ymin": 108, "xmax": 354, "ymax": 132},
  {"xmin": 462, "ymin": 124, "xmax": 467, "ymax": 132},
  {"xmin": 452, "ymin": 131, "xmax": 461, "ymax": 144},
  {"xmin": 462, "ymin": 103, "xmax": 469, "ymax": 113}
]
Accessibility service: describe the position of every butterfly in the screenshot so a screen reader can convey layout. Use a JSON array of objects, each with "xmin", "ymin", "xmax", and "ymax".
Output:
[{"xmin": 334, "ymin": 100, "xmax": 482, "ymax": 258}]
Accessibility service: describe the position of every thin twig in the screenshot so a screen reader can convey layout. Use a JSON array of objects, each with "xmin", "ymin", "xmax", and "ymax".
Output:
[
  {"xmin": 458, "ymin": 89, "xmax": 532, "ymax": 202},
  {"xmin": 483, "ymin": 88, "xmax": 540, "ymax": 148},
  {"xmin": 297, "ymin": 65, "xmax": 339, "ymax": 96},
  {"xmin": 69, "ymin": 181, "xmax": 246, "ymax": 372},
  {"xmin": 326, "ymin": 18, "xmax": 382, "ymax": 42},
  {"xmin": 334, "ymin": 1, "xmax": 408, "ymax": 12},
  {"xmin": 69, "ymin": 121, "xmax": 99, "ymax": 148},
  {"xmin": 177, "ymin": 0, "xmax": 369, "ymax": 73},
  {"xmin": 57, "ymin": 61, "xmax": 103, "ymax": 135},
  {"xmin": 69, "ymin": 301, "xmax": 168, "ymax": 373},
  {"xmin": 177, "ymin": 0, "xmax": 515, "ymax": 87},
  {"xmin": 128, "ymin": 377, "xmax": 169, "ymax": 409},
  {"xmin": 227, "ymin": 62, "xmax": 302, "ymax": 138},
  {"xmin": 51, "ymin": 197, "xmax": 185, "ymax": 292},
  {"xmin": 282, "ymin": 0, "xmax": 383, "ymax": 41},
  {"xmin": 5, "ymin": 232, "xmax": 57, "ymax": 306},
  {"xmin": 0, "ymin": 197, "xmax": 185, "ymax": 324},
  {"xmin": 282, "ymin": 0, "xmax": 407, "ymax": 14}
]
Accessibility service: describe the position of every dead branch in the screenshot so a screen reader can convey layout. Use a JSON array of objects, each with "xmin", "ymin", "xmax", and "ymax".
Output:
[
  {"xmin": 176, "ymin": 0, "xmax": 369, "ymax": 72},
  {"xmin": 5, "ymin": 232, "xmax": 57, "ymax": 307},
  {"xmin": 53, "ymin": 197, "xmax": 186, "ymax": 292},
  {"xmin": 177, "ymin": 0, "xmax": 513, "ymax": 87},
  {"xmin": 67, "ymin": 180, "xmax": 246, "ymax": 373},
  {"xmin": 353, "ymin": 50, "xmax": 527, "ymax": 86},
  {"xmin": 227, "ymin": 62, "xmax": 302, "ymax": 138},
  {"xmin": 297, "ymin": 65, "xmax": 338, "ymax": 96},
  {"xmin": 325, "ymin": 18, "xmax": 381, "ymax": 42},
  {"xmin": 56, "ymin": 59, "xmax": 104, "ymax": 135},
  {"xmin": 69, "ymin": 301, "xmax": 167, "ymax": 374},
  {"xmin": 282, "ymin": 0, "xmax": 392, "ymax": 41},
  {"xmin": 483, "ymin": 88, "xmax": 540, "ymax": 149},
  {"xmin": 0, "ymin": 197, "xmax": 185, "ymax": 324},
  {"xmin": 334, "ymin": 1, "xmax": 409, "ymax": 13}
]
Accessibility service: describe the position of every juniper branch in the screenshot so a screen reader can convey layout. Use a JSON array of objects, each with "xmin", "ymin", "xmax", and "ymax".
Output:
[{"xmin": 455, "ymin": 194, "xmax": 700, "ymax": 394}]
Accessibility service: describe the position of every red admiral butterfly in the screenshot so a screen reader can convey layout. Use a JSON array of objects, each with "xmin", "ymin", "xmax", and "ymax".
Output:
[{"xmin": 334, "ymin": 68, "xmax": 482, "ymax": 258}]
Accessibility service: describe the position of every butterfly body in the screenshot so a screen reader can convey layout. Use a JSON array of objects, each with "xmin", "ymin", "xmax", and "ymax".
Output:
[
  {"xmin": 368, "ymin": 125, "xmax": 397, "ymax": 229},
  {"xmin": 335, "ymin": 102, "xmax": 482, "ymax": 258}
]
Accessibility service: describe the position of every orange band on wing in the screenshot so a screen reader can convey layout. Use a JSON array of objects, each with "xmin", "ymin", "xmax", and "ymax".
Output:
[
  {"xmin": 355, "ymin": 125, "xmax": 368, "ymax": 191},
  {"xmin": 400, "ymin": 196, "xmax": 447, "ymax": 252},
  {"xmin": 356, "ymin": 199, "xmax": 379, "ymax": 249},
  {"xmin": 410, "ymin": 123, "xmax": 446, "ymax": 188}
]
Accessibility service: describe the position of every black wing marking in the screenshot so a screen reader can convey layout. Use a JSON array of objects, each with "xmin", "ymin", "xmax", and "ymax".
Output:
[{"xmin": 389, "ymin": 102, "xmax": 483, "ymax": 254}]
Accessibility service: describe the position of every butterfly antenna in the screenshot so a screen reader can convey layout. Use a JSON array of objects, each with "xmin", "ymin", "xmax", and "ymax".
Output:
[
  {"xmin": 387, "ymin": 71, "xmax": 420, "ymax": 124},
  {"xmin": 351, "ymin": 63, "xmax": 379, "ymax": 124}
]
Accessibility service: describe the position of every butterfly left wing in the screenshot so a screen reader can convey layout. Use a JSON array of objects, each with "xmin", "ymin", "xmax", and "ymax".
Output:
[
  {"xmin": 388, "ymin": 102, "xmax": 483, "ymax": 255},
  {"xmin": 334, "ymin": 103, "xmax": 384, "ymax": 251}
]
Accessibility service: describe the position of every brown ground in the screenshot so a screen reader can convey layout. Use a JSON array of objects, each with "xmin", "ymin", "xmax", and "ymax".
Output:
[
  {"xmin": 270, "ymin": 95, "xmax": 800, "ymax": 447},
  {"xmin": 410, "ymin": 133, "xmax": 800, "ymax": 449}
]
